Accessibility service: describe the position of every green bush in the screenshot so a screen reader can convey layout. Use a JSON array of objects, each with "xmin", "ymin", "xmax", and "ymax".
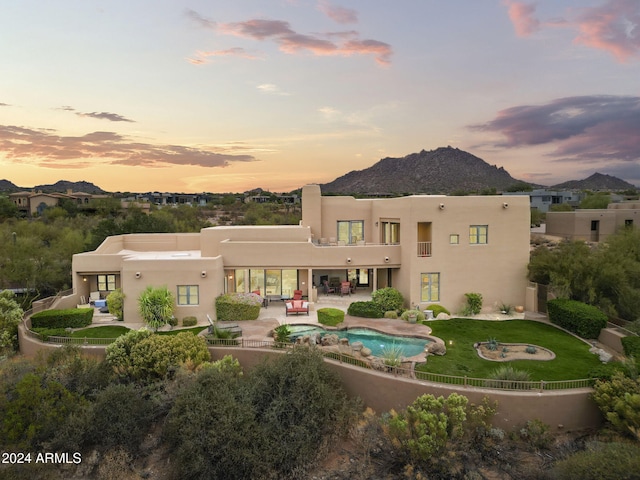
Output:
[
  {"xmin": 592, "ymin": 371, "xmax": 640, "ymax": 441},
  {"xmin": 400, "ymin": 309, "xmax": 426, "ymax": 322},
  {"xmin": 547, "ymin": 298, "xmax": 608, "ymax": 339},
  {"xmin": 551, "ymin": 441, "xmax": 640, "ymax": 480},
  {"xmin": 106, "ymin": 288, "xmax": 124, "ymax": 321},
  {"xmin": 30, "ymin": 308, "xmax": 93, "ymax": 329},
  {"xmin": 425, "ymin": 304, "xmax": 450, "ymax": 317},
  {"xmin": 215, "ymin": 293, "xmax": 262, "ymax": 321},
  {"xmin": 317, "ymin": 307, "xmax": 344, "ymax": 326},
  {"xmin": 371, "ymin": 287, "xmax": 404, "ymax": 312},
  {"xmin": 463, "ymin": 293, "xmax": 483, "ymax": 315},
  {"xmin": 182, "ymin": 316, "xmax": 197, "ymax": 327},
  {"xmin": 384, "ymin": 310, "xmax": 398, "ymax": 319},
  {"xmin": 347, "ymin": 301, "xmax": 384, "ymax": 318},
  {"xmin": 621, "ymin": 336, "xmax": 640, "ymax": 358}
]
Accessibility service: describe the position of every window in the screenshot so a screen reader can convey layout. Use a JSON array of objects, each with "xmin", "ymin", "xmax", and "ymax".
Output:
[
  {"xmin": 248, "ymin": 269, "xmax": 298, "ymax": 298},
  {"xmin": 421, "ymin": 273, "xmax": 440, "ymax": 302},
  {"xmin": 97, "ymin": 274, "xmax": 116, "ymax": 291},
  {"xmin": 177, "ymin": 285, "xmax": 199, "ymax": 305},
  {"xmin": 380, "ymin": 220, "xmax": 400, "ymax": 244},
  {"xmin": 469, "ymin": 225, "xmax": 488, "ymax": 244},
  {"xmin": 625, "ymin": 219, "xmax": 633, "ymax": 228},
  {"xmin": 337, "ymin": 220, "xmax": 364, "ymax": 244},
  {"xmin": 449, "ymin": 234, "xmax": 459, "ymax": 245}
]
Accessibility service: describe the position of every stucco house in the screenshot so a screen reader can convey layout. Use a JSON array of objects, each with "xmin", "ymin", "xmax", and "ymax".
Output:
[
  {"xmin": 71, "ymin": 184, "xmax": 531, "ymax": 323},
  {"xmin": 545, "ymin": 202, "xmax": 640, "ymax": 242}
]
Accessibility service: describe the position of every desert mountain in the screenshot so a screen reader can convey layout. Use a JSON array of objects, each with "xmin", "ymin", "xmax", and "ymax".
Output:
[
  {"xmin": 551, "ymin": 172, "xmax": 637, "ymax": 191},
  {"xmin": 0, "ymin": 180, "xmax": 107, "ymax": 194},
  {"xmin": 321, "ymin": 147, "xmax": 530, "ymax": 195}
]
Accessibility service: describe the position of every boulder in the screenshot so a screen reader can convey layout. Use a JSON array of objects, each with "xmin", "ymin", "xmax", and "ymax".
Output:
[
  {"xmin": 360, "ymin": 347, "xmax": 372, "ymax": 357},
  {"xmin": 321, "ymin": 334, "xmax": 339, "ymax": 346},
  {"xmin": 310, "ymin": 333, "xmax": 322, "ymax": 345},
  {"xmin": 436, "ymin": 313, "xmax": 450, "ymax": 320},
  {"xmin": 351, "ymin": 341, "xmax": 363, "ymax": 352},
  {"xmin": 427, "ymin": 342, "xmax": 447, "ymax": 356},
  {"xmin": 339, "ymin": 337, "xmax": 350, "ymax": 346}
]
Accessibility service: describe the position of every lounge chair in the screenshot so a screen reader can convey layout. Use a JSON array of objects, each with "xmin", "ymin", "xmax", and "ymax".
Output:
[{"xmin": 285, "ymin": 300, "xmax": 309, "ymax": 316}]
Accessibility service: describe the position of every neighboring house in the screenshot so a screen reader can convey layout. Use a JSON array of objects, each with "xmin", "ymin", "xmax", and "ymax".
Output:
[
  {"xmin": 71, "ymin": 184, "xmax": 531, "ymax": 323},
  {"xmin": 545, "ymin": 202, "xmax": 640, "ymax": 242},
  {"xmin": 503, "ymin": 189, "xmax": 584, "ymax": 213},
  {"xmin": 8, "ymin": 189, "xmax": 106, "ymax": 216}
]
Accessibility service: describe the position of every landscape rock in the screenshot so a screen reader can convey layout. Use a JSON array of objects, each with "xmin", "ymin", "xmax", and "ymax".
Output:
[
  {"xmin": 427, "ymin": 342, "xmax": 447, "ymax": 356},
  {"xmin": 339, "ymin": 337, "xmax": 350, "ymax": 346},
  {"xmin": 436, "ymin": 313, "xmax": 450, "ymax": 320},
  {"xmin": 360, "ymin": 347, "xmax": 372, "ymax": 357},
  {"xmin": 321, "ymin": 334, "xmax": 339, "ymax": 346},
  {"xmin": 351, "ymin": 341, "xmax": 363, "ymax": 352}
]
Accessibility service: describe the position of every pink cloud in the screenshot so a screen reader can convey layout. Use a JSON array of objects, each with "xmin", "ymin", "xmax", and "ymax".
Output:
[
  {"xmin": 0, "ymin": 125, "xmax": 257, "ymax": 168},
  {"xmin": 191, "ymin": 11, "xmax": 391, "ymax": 66},
  {"xmin": 318, "ymin": 1, "xmax": 358, "ymax": 24},
  {"xmin": 574, "ymin": 0, "xmax": 640, "ymax": 62},
  {"xmin": 504, "ymin": 0, "xmax": 541, "ymax": 37},
  {"xmin": 188, "ymin": 47, "xmax": 260, "ymax": 65}
]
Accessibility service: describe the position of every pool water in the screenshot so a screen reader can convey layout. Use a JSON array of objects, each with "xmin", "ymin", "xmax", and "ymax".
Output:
[{"xmin": 288, "ymin": 325, "xmax": 430, "ymax": 357}]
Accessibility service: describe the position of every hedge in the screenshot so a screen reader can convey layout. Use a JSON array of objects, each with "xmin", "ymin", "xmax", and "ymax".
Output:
[
  {"xmin": 546, "ymin": 298, "xmax": 607, "ymax": 339},
  {"xmin": 425, "ymin": 304, "xmax": 451, "ymax": 317},
  {"xmin": 317, "ymin": 308, "xmax": 344, "ymax": 326},
  {"xmin": 621, "ymin": 336, "xmax": 640, "ymax": 359},
  {"xmin": 215, "ymin": 293, "xmax": 262, "ymax": 321},
  {"xmin": 30, "ymin": 308, "xmax": 93, "ymax": 329},
  {"xmin": 347, "ymin": 301, "xmax": 384, "ymax": 318}
]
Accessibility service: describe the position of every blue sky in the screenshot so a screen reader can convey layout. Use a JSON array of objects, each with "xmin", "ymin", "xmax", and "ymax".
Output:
[{"xmin": 1, "ymin": 0, "xmax": 639, "ymax": 192}]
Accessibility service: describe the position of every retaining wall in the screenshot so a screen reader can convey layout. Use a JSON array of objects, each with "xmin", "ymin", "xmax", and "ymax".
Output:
[{"xmin": 17, "ymin": 326, "xmax": 602, "ymax": 433}]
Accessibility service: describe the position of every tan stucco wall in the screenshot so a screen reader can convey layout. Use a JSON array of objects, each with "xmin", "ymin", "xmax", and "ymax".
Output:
[
  {"xmin": 546, "ymin": 208, "xmax": 640, "ymax": 241},
  {"xmin": 208, "ymin": 347, "xmax": 601, "ymax": 432},
  {"xmin": 598, "ymin": 328, "xmax": 625, "ymax": 355}
]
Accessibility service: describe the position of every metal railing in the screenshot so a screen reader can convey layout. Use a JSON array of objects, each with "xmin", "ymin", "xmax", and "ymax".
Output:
[{"xmin": 417, "ymin": 242, "xmax": 432, "ymax": 257}]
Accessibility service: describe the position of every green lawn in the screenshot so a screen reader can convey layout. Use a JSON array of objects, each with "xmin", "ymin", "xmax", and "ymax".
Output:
[
  {"xmin": 157, "ymin": 326, "xmax": 208, "ymax": 336},
  {"xmin": 418, "ymin": 319, "xmax": 602, "ymax": 381},
  {"xmin": 69, "ymin": 326, "xmax": 131, "ymax": 338}
]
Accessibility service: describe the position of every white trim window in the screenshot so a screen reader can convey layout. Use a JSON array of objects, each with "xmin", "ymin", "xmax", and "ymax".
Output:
[
  {"xmin": 177, "ymin": 285, "xmax": 199, "ymax": 305},
  {"xmin": 469, "ymin": 225, "xmax": 488, "ymax": 245},
  {"xmin": 421, "ymin": 273, "xmax": 440, "ymax": 302}
]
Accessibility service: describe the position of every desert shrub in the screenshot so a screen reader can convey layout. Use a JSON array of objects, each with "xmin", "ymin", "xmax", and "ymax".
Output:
[
  {"xmin": 400, "ymin": 309, "xmax": 426, "ymax": 322},
  {"xmin": 83, "ymin": 383, "xmax": 158, "ymax": 453},
  {"xmin": 182, "ymin": 316, "xmax": 197, "ymax": 327},
  {"xmin": 383, "ymin": 393, "xmax": 470, "ymax": 461},
  {"xmin": 525, "ymin": 345, "xmax": 537, "ymax": 354},
  {"xmin": 588, "ymin": 362, "xmax": 627, "ymax": 381},
  {"xmin": 592, "ymin": 371, "xmax": 640, "ymax": 441},
  {"xmin": 167, "ymin": 316, "xmax": 178, "ymax": 327},
  {"xmin": 317, "ymin": 307, "xmax": 345, "ymax": 326},
  {"xmin": 215, "ymin": 293, "xmax": 262, "ymax": 321},
  {"xmin": 106, "ymin": 288, "xmax": 124, "ymax": 321},
  {"xmin": 0, "ymin": 372, "xmax": 84, "ymax": 449},
  {"xmin": 273, "ymin": 324, "xmax": 291, "ymax": 343},
  {"xmin": 485, "ymin": 365, "xmax": 531, "ymax": 390},
  {"xmin": 463, "ymin": 293, "xmax": 483, "ymax": 315},
  {"xmin": 384, "ymin": 310, "xmax": 398, "ymax": 319},
  {"xmin": 347, "ymin": 301, "xmax": 384, "ymax": 318},
  {"xmin": 550, "ymin": 441, "xmax": 640, "ymax": 480},
  {"xmin": 106, "ymin": 329, "xmax": 209, "ymax": 380},
  {"xmin": 517, "ymin": 419, "xmax": 552, "ymax": 449},
  {"xmin": 371, "ymin": 287, "xmax": 404, "ymax": 312},
  {"xmin": 246, "ymin": 347, "xmax": 357, "ymax": 476},
  {"xmin": 486, "ymin": 337, "xmax": 499, "ymax": 351},
  {"xmin": 621, "ymin": 336, "xmax": 640, "ymax": 358},
  {"xmin": 0, "ymin": 290, "xmax": 23, "ymax": 355},
  {"xmin": 381, "ymin": 344, "xmax": 404, "ymax": 367},
  {"xmin": 547, "ymin": 298, "xmax": 607, "ymax": 339},
  {"xmin": 30, "ymin": 308, "xmax": 93, "ymax": 329},
  {"xmin": 425, "ymin": 304, "xmax": 450, "ymax": 316}
]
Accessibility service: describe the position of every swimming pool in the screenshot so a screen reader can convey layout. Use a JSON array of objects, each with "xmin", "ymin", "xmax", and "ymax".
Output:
[{"xmin": 288, "ymin": 325, "xmax": 430, "ymax": 357}]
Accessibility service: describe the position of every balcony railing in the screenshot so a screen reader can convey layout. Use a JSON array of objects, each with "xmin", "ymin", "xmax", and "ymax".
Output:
[{"xmin": 417, "ymin": 242, "xmax": 432, "ymax": 257}]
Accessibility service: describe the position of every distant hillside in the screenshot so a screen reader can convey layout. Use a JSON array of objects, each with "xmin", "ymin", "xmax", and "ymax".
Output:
[
  {"xmin": 0, "ymin": 180, "xmax": 107, "ymax": 194},
  {"xmin": 0, "ymin": 179, "xmax": 19, "ymax": 192},
  {"xmin": 321, "ymin": 147, "xmax": 530, "ymax": 195},
  {"xmin": 551, "ymin": 173, "xmax": 637, "ymax": 191}
]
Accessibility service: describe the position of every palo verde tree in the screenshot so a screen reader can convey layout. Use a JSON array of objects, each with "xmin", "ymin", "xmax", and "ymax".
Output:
[{"xmin": 138, "ymin": 285, "xmax": 175, "ymax": 331}]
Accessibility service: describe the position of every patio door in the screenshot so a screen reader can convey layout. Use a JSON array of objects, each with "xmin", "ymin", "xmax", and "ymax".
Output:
[{"xmin": 347, "ymin": 268, "xmax": 371, "ymax": 287}]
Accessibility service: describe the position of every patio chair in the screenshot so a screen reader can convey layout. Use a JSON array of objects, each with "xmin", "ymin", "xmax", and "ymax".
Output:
[
  {"xmin": 293, "ymin": 290, "xmax": 303, "ymax": 300},
  {"xmin": 340, "ymin": 281, "xmax": 351, "ymax": 296},
  {"xmin": 322, "ymin": 280, "xmax": 336, "ymax": 295}
]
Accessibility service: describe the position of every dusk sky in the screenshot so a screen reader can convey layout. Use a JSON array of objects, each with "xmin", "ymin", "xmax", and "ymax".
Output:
[{"xmin": 1, "ymin": 0, "xmax": 639, "ymax": 193}]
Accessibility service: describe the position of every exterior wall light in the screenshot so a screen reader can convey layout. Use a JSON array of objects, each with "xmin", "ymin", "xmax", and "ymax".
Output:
[
  {"xmin": 439, "ymin": 203, "xmax": 445, "ymax": 210},
  {"xmin": 135, "ymin": 272, "xmax": 142, "ymax": 279},
  {"xmin": 201, "ymin": 270, "xmax": 207, "ymax": 278},
  {"xmin": 503, "ymin": 203, "xmax": 509, "ymax": 209},
  {"xmin": 346, "ymin": 258, "xmax": 352, "ymax": 264}
]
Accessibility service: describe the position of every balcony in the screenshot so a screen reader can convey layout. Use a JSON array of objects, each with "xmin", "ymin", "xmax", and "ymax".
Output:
[{"xmin": 417, "ymin": 242, "xmax": 432, "ymax": 257}]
